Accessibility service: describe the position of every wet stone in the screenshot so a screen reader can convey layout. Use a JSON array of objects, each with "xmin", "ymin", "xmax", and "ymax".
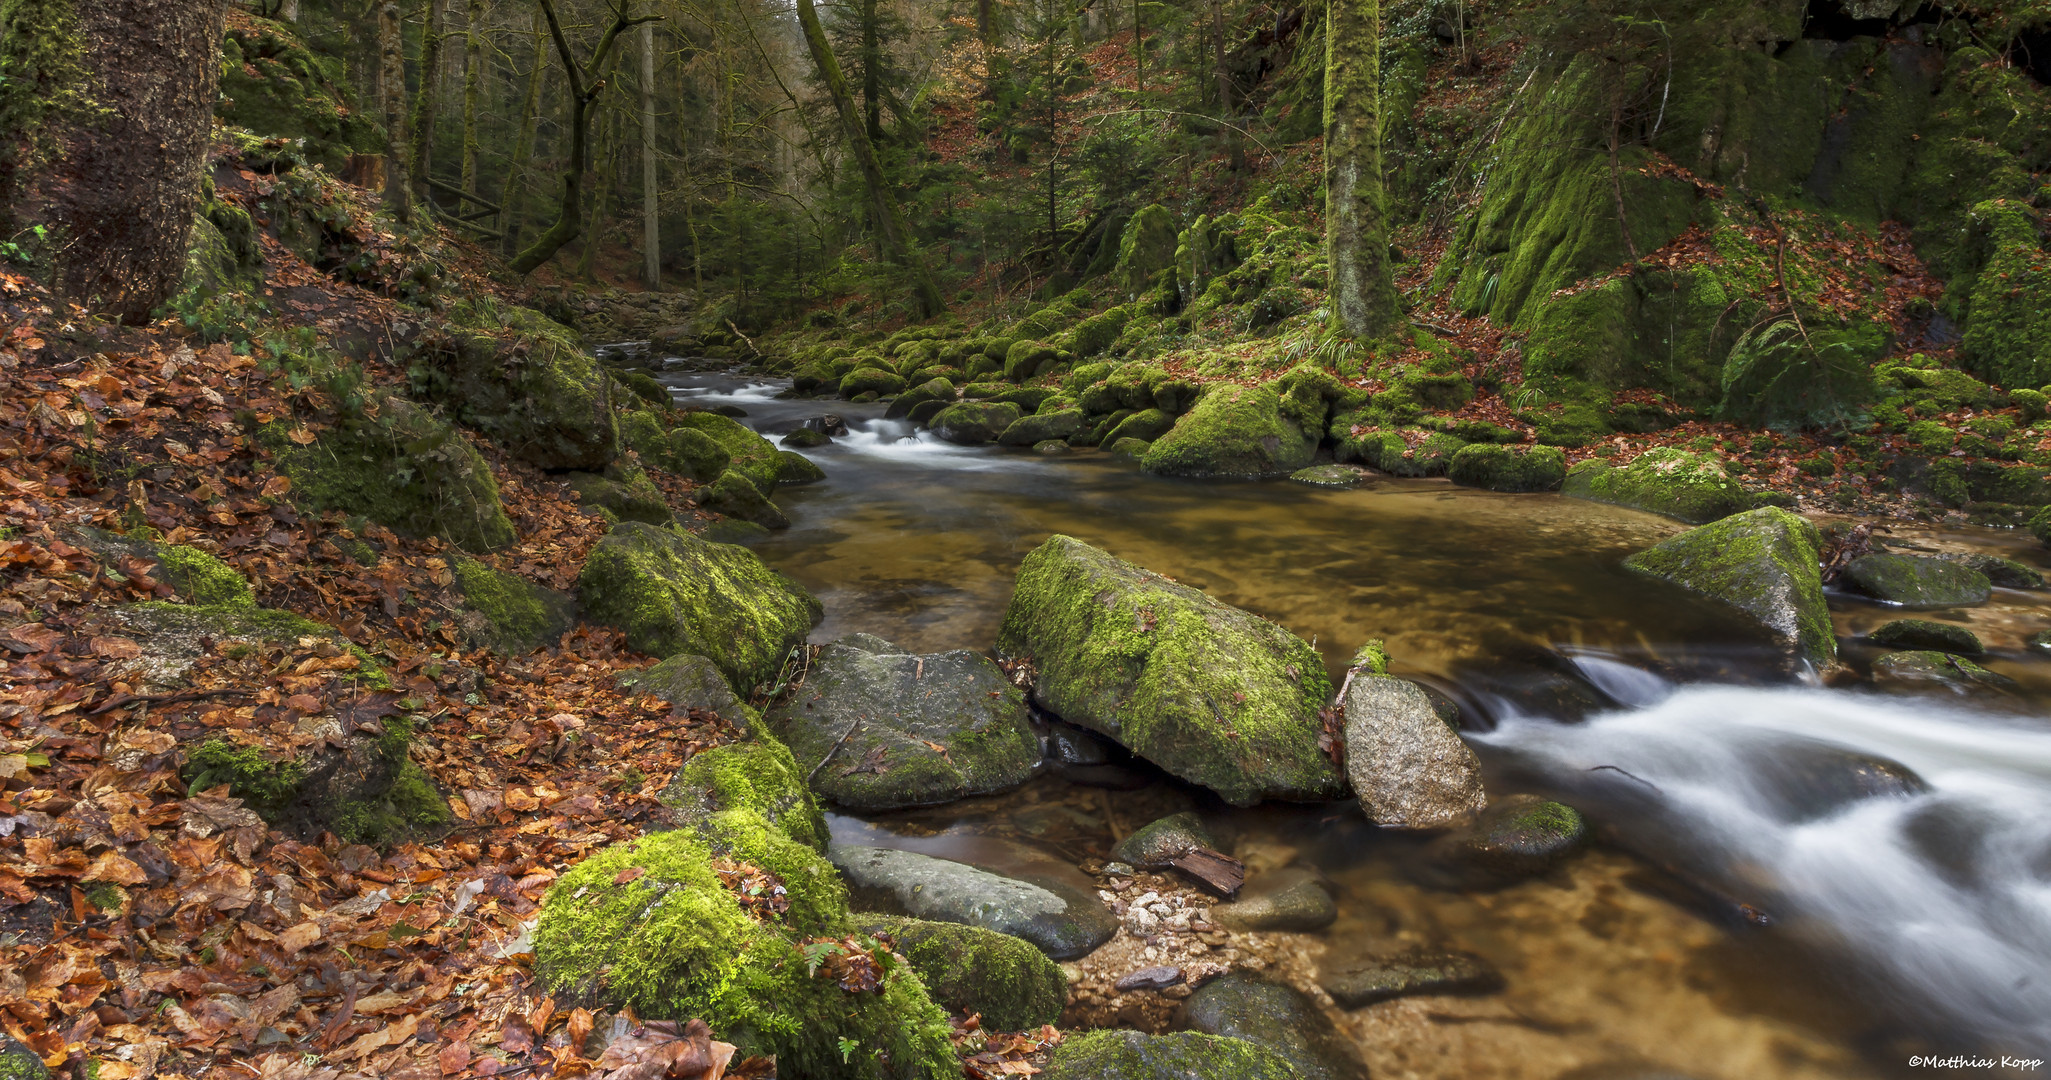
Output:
[
  {"xmin": 1746, "ymin": 739, "xmax": 1928, "ymax": 824},
  {"xmin": 781, "ymin": 427, "xmax": 831, "ymax": 448},
  {"xmin": 1180, "ymin": 973, "xmax": 1371, "ymax": 1080},
  {"xmin": 1112, "ymin": 812, "xmax": 1217, "ymax": 868},
  {"xmin": 1942, "ymin": 552, "xmax": 2045, "ymax": 589},
  {"xmin": 1115, "ymin": 965, "xmax": 1186, "ymax": 992},
  {"xmin": 1211, "ymin": 865, "xmax": 1336, "ymax": 932},
  {"xmin": 1868, "ymin": 618, "xmax": 1983, "ymax": 655},
  {"xmin": 1433, "ymin": 794, "xmax": 1587, "ymax": 883},
  {"xmin": 1321, "ymin": 949, "xmax": 1505, "ymax": 1008},
  {"xmin": 828, "ymin": 843, "xmax": 1117, "ymax": 960},
  {"xmin": 1842, "ymin": 553, "xmax": 1992, "ymax": 608},
  {"xmin": 1870, "ymin": 650, "xmax": 2019, "ymax": 698},
  {"xmin": 1043, "ymin": 720, "xmax": 1154, "ymax": 790},
  {"xmin": 801, "ymin": 413, "xmax": 849, "ymax": 436},
  {"xmin": 1290, "ymin": 464, "xmax": 1365, "ymax": 487}
]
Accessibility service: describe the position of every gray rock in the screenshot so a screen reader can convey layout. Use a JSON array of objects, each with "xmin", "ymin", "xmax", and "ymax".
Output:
[
  {"xmin": 1942, "ymin": 552, "xmax": 2045, "ymax": 589},
  {"xmin": 1744, "ymin": 739, "xmax": 1927, "ymax": 824},
  {"xmin": 1435, "ymin": 794, "xmax": 1587, "ymax": 881},
  {"xmin": 1179, "ymin": 973, "xmax": 1371, "ymax": 1080},
  {"xmin": 1622, "ymin": 507, "xmax": 1836, "ymax": 670},
  {"xmin": 1343, "ymin": 675, "xmax": 1486, "ymax": 828},
  {"xmin": 1290, "ymin": 464, "xmax": 1364, "ymax": 487},
  {"xmin": 1115, "ymin": 965, "xmax": 1186, "ymax": 991},
  {"xmin": 1868, "ymin": 618, "xmax": 1982, "ymax": 655},
  {"xmin": 617, "ymin": 653, "xmax": 753, "ymax": 728},
  {"xmin": 829, "ymin": 842, "xmax": 1117, "ymax": 960},
  {"xmin": 1321, "ymin": 948, "xmax": 1504, "ymax": 1008},
  {"xmin": 1842, "ymin": 553, "xmax": 1991, "ymax": 608},
  {"xmin": 764, "ymin": 634, "xmax": 1040, "ymax": 811},
  {"xmin": 1042, "ymin": 1030, "xmax": 1301, "ymax": 1080},
  {"xmin": 1871, "ymin": 650, "xmax": 2019, "ymax": 698},
  {"xmin": 1212, "ymin": 866, "xmax": 1336, "ymax": 932},
  {"xmin": 1112, "ymin": 812, "xmax": 1218, "ymax": 868}
]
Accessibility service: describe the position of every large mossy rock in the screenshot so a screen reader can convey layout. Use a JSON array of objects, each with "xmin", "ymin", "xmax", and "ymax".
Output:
[
  {"xmin": 566, "ymin": 466, "xmax": 672, "ymax": 526},
  {"xmin": 1562, "ymin": 448, "xmax": 1751, "ymax": 523},
  {"xmin": 411, "ymin": 328, "xmax": 620, "ymax": 471},
  {"xmin": 886, "ymin": 377, "xmax": 958, "ymax": 420},
  {"xmin": 1180, "ymin": 974, "xmax": 1370, "ymax": 1080},
  {"xmin": 765, "ymin": 634, "xmax": 1039, "ymax": 811},
  {"xmin": 1342, "ymin": 675, "xmax": 1486, "ymax": 829},
  {"xmin": 855, "ymin": 915, "xmax": 1067, "ymax": 1031},
  {"xmin": 1446, "ymin": 443, "xmax": 1567, "ymax": 492},
  {"xmin": 1141, "ymin": 384, "xmax": 1318, "ymax": 479},
  {"xmin": 268, "ymin": 398, "xmax": 515, "ymax": 553},
  {"xmin": 619, "ymin": 653, "xmax": 757, "ymax": 726},
  {"xmin": 1113, "ymin": 204, "xmax": 1181, "ymax": 295},
  {"xmin": 696, "ymin": 470, "xmax": 790, "ymax": 530},
  {"xmin": 1841, "ymin": 553, "xmax": 1992, "ymax": 608},
  {"xmin": 931, "ymin": 401, "xmax": 1024, "ymax": 445},
  {"xmin": 997, "ymin": 536, "xmax": 1341, "ymax": 806},
  {"xmin": 450, "ymin": 556, "xmax": 575, "ymax": 654},
  {"xmin": 828, "ymin": 843, "xmax": 1117, "ymax": 960},
  {"xmin": 1622, "ymin": 507, "xmax": 1837, "ymax": 669},
  {"xmin": 676, "ymin": 411, "xmax": 783, "ymax": 494},
  {"xmin": 536, "ymin": 816, "xmax": 958, "ymax": 1080},
  {"xmin": 576, "ymin": 522, "xmax": 821, "ymax": 693},
  {"xmin": 621, "ymin": 408, "xmax": 731, "ymax": 482},
  {"xmin": 217, "ymin": 20, "xmax": 380, "ymax": 171},
  {"xmin": 1042, "ymin": 1031, "xmax": 1303, "ymax": 1080},
  {"xmin": 997, "ymin": 409, "xmax": 1086, "ymax": 447},
  {"xmin": 658, "ymin": 736, "xmax": 829, "ymax": 849}
]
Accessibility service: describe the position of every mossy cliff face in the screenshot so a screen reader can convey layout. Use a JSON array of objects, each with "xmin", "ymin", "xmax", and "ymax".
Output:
[
  {"xmin": 409, "ymin": 328, "xmax": 621, "ymax": 472},
  {"xmin": 1141, "ymin": 383, "xmax": 1314, "ymax": 478},
  {"xmin": 997, "ymin": 535, "xmax": 1342, "ymax": 806},
  {"xmin": 854, "ymin": 915, "xmax": 1067, "ymax": 1032},
  {"xmin": 1623, "ymin": 507, "xmax": 1837, "ymax": 670},
  {"xmin": 576, "ymin": 522, "xmax": 822, "ymax": 693},
  {"xmin": 1562, "ymin": 447, "xmax": 1752, "ymax": 523},
  {"xmin": 534, "ymin": 814, "xmax": 957, "ymax": 1080}
]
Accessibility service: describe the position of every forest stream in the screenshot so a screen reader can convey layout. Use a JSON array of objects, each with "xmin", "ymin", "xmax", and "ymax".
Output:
[{"xmin": 667, "ymin": 367, "xmax": 2051, "ymax": 1080}]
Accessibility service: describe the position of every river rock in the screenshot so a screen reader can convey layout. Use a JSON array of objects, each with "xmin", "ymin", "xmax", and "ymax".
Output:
[
  {"xmin": 931, "ymin": 401, "xmax": 1024, "ymax": 445},
  {"xmin": 1868, "ymin": 618, "xmax": 1982, "ymax": 654},
  {"xmin": 776, "ymin": 450, "xmax": 825, "ymax": 485},
  {"xmin": 1321, "ymin": 948, "xmax": 1504, "ymax": 1008},
  {"xmin": 1113, "ymin": 812, "xmax": 1218, "ymax": 867},
  {"xmin": 998, "ymin": 535, "xmax": 1343, "ymax": 806},
  {"xmin": 1870, "ymin": 650, "xmax": 2019, "ymax": 697},
  {"xmin": 1109, "ymin": 437, "xmax": 1153, "ymax": 460},
  {"xmin": 413, "ymin": 328, "xmax": 619, "ymax": 470},
  {"xmin": 675, "ymin": 411, "xmax": 784, "ymax": 495},
  {"xmin": 1562, "ymin": 448, "xmax": 1751, "ymax": 523},
  {"xmin": 1179, "ymin": 973, "xmax": 1371, "ymax": 1080},
  {"xmin": 1842, "ymin": 553, "xmax": 1992, "ymax": 607},
  {"xmin": 693, "ymin": 470, "xmax": 789, "ymax": 529},
  {"xmin": 1433, "ymin": 794, "xmax": 1587, "ymax": 882},
  {"xmin": 1044, "ymin": 721, "xmax": 1153, "ymax": 789},
  {"xmin": 840, "ymin": 367, "xmax": 907, "ymax": 398},
  {"xmin": 1343, "ymin": 674, "xmax": 1487, "ymax": 828},
  {"xmin": 802, "ymin": 413, "xmax": 851, "ymax": 436},
  {"xmin": 1105, "ymin": 408, "xmax": 1177, "ymax": 446},
  {"xmin": 999, "ymin": 409, "xmax": 1086, "ymax": 446},
  {"xmin": 854, "ymin": 914, "xmax": 1067, "ymax": 1030},
  {"xmin": 1447, "ymin": 443, "xmax": 1568, "ymax": 492},
  {"xmin": 1116, "ymin": 965, "xmax": 1187, "ymax": 991},
  {"xmin": 657, "ymin": 736, "xmax": 829, "ymax": 848},
  {"xmin": 1941, "ymin": 552, "xmax": 2045, "ymax": 589},
  {"xmin": 577, "ymin": 521, "xmax": 821, "ymax": 693},
  {"xmin": 782, "ymin": 427, "xmax": 831, "ymax": 448},
  {"xmin": 886, "ymin": 378, "xmax": 955, "ymax": 420},
  {"xmin": 1141, "ymin": 383, "xmax": 1319, "ymax": 478},
  {"xmin": 1042, "ymin": 1030, "xmax": 1301, "ymax": 1080},
  {"xmin": 1212, "ymin": 866, "xmax": 1336, "ymax": 932},
  {"xmin": 567, "ymin": 467, "xmax": 672, "ymax": 526},
  {"xmin": 764, "ymin": 634, "xmax": 1039, "ymax": 811},
  {"xmin": 1622, "ymin": 507, "xmax": 1837, "ymax": 670},
  {"xmin": 1745, "ymin": 739, "xmax": 1928, "ymax": 823},
  {"xmin": 1034, "ymin": 439, "xmax": 1074, "ymax": 456},
  {"xmin": 617, "ymin": 652, "xmax": 752, "ymax": 726},
  {"xmin": 1291, "ymin": 464, "xmax": 1364, "ymax": 487},
  {"xmin": 828, "ymin": 843, "xmax": 1117, "ymax": 960}
]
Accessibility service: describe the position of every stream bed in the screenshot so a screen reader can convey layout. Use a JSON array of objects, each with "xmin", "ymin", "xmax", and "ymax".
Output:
[{"xmin": 664, "ymin": 369, "xmax": 2051, "ymax": 1079}]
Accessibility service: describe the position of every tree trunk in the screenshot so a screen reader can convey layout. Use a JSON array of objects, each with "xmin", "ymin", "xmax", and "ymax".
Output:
[
  {"xmin": 1323, "ymin": 0, "xmax": 1400, "ymax": 339},
  {"xmin": 640, "ymin": 20, "xmax": 659, "ymax": 288},
  {"xmin": 576, "ymin": 80, "xmax": 617, "ymax": 280},
  {"xmin": 459, "ymin": 0, "xmax": 484, "ymax": 197},
  {"xmin": 1212, "ymin": 0, "xmax": 1243, "ymax": 170},
  {"xmin": 792, "ymin": 0, "xmax": 943, "ymax": 316},
  {"xmin": 861, "ymin": 0, "xmax": 882, "ymax": 144},
  {"xmin": 380, "ymin": 0, "xmax": 411, "ymax": 221},
  {"xmin": 39, "ymin": 0, "xmax": 226, "ymax": 323},
  {"xmin": 280, "ymin": 0, "xmax": 299, "ymax": 20},
  {"xmin": 409, "ymin": 0, "xmax": 448, "ymax": 205},
  {"xmin": 500, "ymin": 5, "xmax": 546, "ymax": 254},
  {"xmin": 1133, "ymin": 0, "xmax": 1143, "ymax": 93}
]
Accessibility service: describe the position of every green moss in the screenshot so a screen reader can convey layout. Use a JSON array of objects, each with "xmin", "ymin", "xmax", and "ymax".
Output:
[
  {"xmin": 265, "ymin": 398, "xmax": 515, "ymax": 553},
  {"xmin": 216, "ymin": 20, "xmax": 380, "ymax": 171},
  {"xmin": 855, "ymin": 916, "xmax": 1065, "ymax": 1030},
  {"xmin": 450, "ymin": 556, "xmax": 575, "ymax": 654},
  {"xmin": 407, "ymin": 329, "xmax": 620, "ymax": 471},
  {"xmin": 1142, "ymin": 383, "xmax": 1317, "ymax": 478},
  {"xmin": 661, "ymin": 735, "xmax": 827, "ymax": 850},
  {"xmin": 841, "ymin": 368, "xmax": 907, "ymax": 398},
  {"xmin": 1112, "ymin": 205, "xmax": 1180, "ymax": 296},
  {"xmin": 1562, "ymin": 448, "xmax": 1750, "ymax": 523},
  {"xmin": 183, "ymin": 719, "xmax": 447, "ymax": 848},
  {"xmin": 697, "ymin": 470, "xmax": 789, "ymax": 529},
  {"xmin": 1870, "ymin": 618, "xmax": 1983, "ymax": 655},
  {"xmin": 184, "ymin": 738, "xmax": 305, "ymax": 805},
  {"xmin": 1066, "ymin": 306, "xmax": 1132, "ymax": 356},
  {"xmin": 1623, "ymin": 507, "xmax": 1836, "ymax": 669},
  {"xmin": 1348, "ymin": 639, "xmax": 1390, "ymax": 676},
  {"xmin": 1959, "ymin": 199, "xmax": 2051, "ymax": 390},
  {"xmin": 534, "ymin": 824, "xmax": 957, "ymax": 1080},
  {"xmin": 1329, "ymin": 420, "xmax": 1466, "ymax": 476},
  {"xmin": 83, "ymin": 881, "xmax": 123, "ymax": 913},
  {"xmin": 576, "ymin": 521, "xmax": 820, "ymax": 693},
  {"xmin": 1446, "ymin": 444, "xmax": 1567, "ymax": 492},
  {"xmin": 154, "ymin": 544, "xmax": 256, "ymax": 607},
  {"xmin": 567, "ymin": 466, "xmax": 673, "ymax": 526},
  {"xmin": 1103, "ymin": 408, "xmax": 1176, "ymax": 445},
  {"xmin": 622, "ymin": 408, "xmax": 729, "ymax": 481},
  {"xmin": 677, "ymin": 411, "xmax": 782, "ymax": 494},
  {"xmin": 1905, "ymin": 420, "xmax": 1958, "ymax": 454},
  {"xmin": 1043, "ymin": 1031, "xmax": 1302, "ymax": 1080}
]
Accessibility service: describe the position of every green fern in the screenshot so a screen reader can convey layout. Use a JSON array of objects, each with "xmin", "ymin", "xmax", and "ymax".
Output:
[{"xmin": 1717, "ymin": 317, "xmax": 1874, "ymax": 433}]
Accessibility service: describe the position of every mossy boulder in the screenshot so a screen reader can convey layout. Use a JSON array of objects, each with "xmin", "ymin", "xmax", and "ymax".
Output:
[
  {"xmin": 1104, "ymin": 408, "xmax": 1177, "ymax": 446},
  {"xmin": 113, "ymin": 601, "xmax": 386, "ymax": 691},
  {"xmin": 659, "ymin": 736, "xmax": 828, "ymax": 850},
  {"xmin": 183, "ymin": 715, "xmax": 449, "ymax": 849},
  {"xmin": 997, "ymin": 536, "xmax": 1341, "ymax": 806},
  {"xmin": 1142, "ymin": 384, "xmax": 1318, "ymax": 479},
  {"xmin": 783, "ymin": 428, "xmax": 832, "ymax": 449},
  {"xmin": 410, "ymin": 329, "xmax": 620, "ymax": 471},
  {"xmin": 1870, "ymin": 650, "xmax": 2018, "ymax": 697},
  {"xmin": 1108, "ymin": 437, "xmax": 1152, "ymax": 460},
  {"xmin": 1042, "ymin": 1031, "xmax": 1303, "ymax": 1080},
  {"xmin": 217, "ymin": 20, "xmax": 380, "ymax": 171},
  {"xmin": 931, "ymin": 401, "xmax": 1024, "ymax": 446},
  {"xmin": 1841, "ymin": 553, "xmax": 1992, "ymax": 608},
  {"xmin": 1623, "ymin": 507, "xmax": 1836, "ymax": 670},
  {"xmin": 621, "ymin": 409, "xmax": 731, "ymax": 482},
  {"xmin": 1562, "ymin": 448, "xmax": 1751, "ymax": 523},
  {"xmin": 450, "ymin": 556, "xmax": 575, "ymax": 654},
  {"xmin": 1181, "ymin": 974, "xmax": 1369, "ymax": 1080},
  {"xmin": 1066, "ymin": 306, "xmax": 1133, "ymax": 357},
  {"xmin": 885, "ymin": 377, "xmax": 957, "ymax": 420},
  {"xmin": 841, "ymin": 368, "xmax": 908, "ymax": 398},
  {"xmin": 855, "ymin": 915, "xmax": 1067, "ymax": 1031},
  {"xmin": 1004, "ymin": 341, "xmax": 1064, "ymax": 382},
  {"xmin": 567, "ymin": 466, "xmax": 672, "ymax": 526},
  {"xmin": 1446, "ymin": 444, "xmax": 1568, "ymax": 493},
  {"xmin": 828, "ymin": 843, "xmax": 1117, "ymax": 960},
  {"xmin": 618, "ymin": 653, "xmax": 757, "ymax": 727},
  {"xmin": 1333, "ymin": 424, "xmax": 1465, "ymax": 477},
  {"xmin": 576, "ymin": 522, "xmax": 821, "ymax": 693},
  {"xmin": 997, "ymin": 409, "xmax": 1086, "ymax": 447},
  {"xmin": 777, "ymin": 450, "xmax": 826, "ymax": 485},
  {"xmin": 1869, "ymin": 618, "xmax": 1983, "ymax": 654},
  {"xmin": 267, "ymin": 399, "xmax": 515, "ymax": 553},
  {"xmin": 64, "ymin": 526, "xmax": 253, "ymax": 607},
  {"xmin": 676, "ymin": 411, "xmax": 783, "ymax": 494},
  {"xmin": 696, "ymin": 470, "xmax": 790, "ymax": 530},
  {"xmin": 1291, "ymin": 465, "xmax": 1363, "ymax": 487},
  {"xmin": 765, "ymin": 634, "xmax": 1039, "ymax": 811},
  {"xmin": 1113, "ymin": 204, "xmax": 1180, "ymax": 296},
  {"xmin": 535, "ymin": 821, "xmax": 957, "ymax": 1080}
]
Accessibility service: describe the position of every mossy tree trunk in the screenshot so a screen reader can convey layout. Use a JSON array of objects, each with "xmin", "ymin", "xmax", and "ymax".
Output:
[
  {"xmin": 379, "ymin": 0, "xmax": 410, "ymax": 222},
  {"xmin": 507, "ymin": 0, "xmax": 657, "ymax": 276},
  {"xmin": 28, "ymin": 0, "xmax": 225, "ymax": 323},
  {"xmin": 639, "ymin": 19, "xmax": 659, "ymax": 288},
  {"xmin": 860, "ymin": 0, "xmax": 882, "ymax": 144},
  {"xmin": 576, "ymin": 70, "xmax": 619, "ymax": 281},
  {"xmin": 793, "ymin": 0, "xmax": 944, "ymax": 316},
  {"xmin": 409, "ymin": 0, "xmax": 447, "ymax": 206},
  {"xmin": 1323, "ymin": 0, "xmax": 1402, "ymax": 340},
  {"xmin": 501, "ymin": 5, "xmax": 546, "ymax": 254},
  {"xmin": 459, "ymin": 0, "xmax": 484, "ymax": 197}
]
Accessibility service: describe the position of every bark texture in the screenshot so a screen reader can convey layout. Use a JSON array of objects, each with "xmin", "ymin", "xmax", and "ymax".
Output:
[
  {"xmin": 409, "ymin": 0, "xmax": 448, "ymax": 204},
  {"xmin": 379, "ymin": 0, "xmax": 410, "ymax": 221},
  {"xmin": 1324, "ymin": 0, "xmax": 1401, "ymax": 339},
  {"xmin": 41, "ymin": 0, "xmax": 225, "ymax": 323}
]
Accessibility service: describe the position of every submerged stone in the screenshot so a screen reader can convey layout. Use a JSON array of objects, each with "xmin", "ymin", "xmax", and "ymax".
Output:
[
  {"xmin": 1290, "ymin": 464, "xmax": 1364, "ymax": 487},
  {"xmin": 828, "ymin": 843, "xmax": 1117, "ymax": 960},
  {"xmin": 855, "ymin": 915, "xmax": 1067, "ymax": 1031},
  {"xmin": 1744, "ymin": 739, "xmax": 1928, "ymax": 824},
  {"xmin": 1942, "ymin": 552, "xmax": 2045, "ymax": 589},
  {"xmin": 1868, "ymin": 618, "xmax": 1983, "ymax": 655},
  {"xmin": 998, "ymin": 536, "xmax": 1342, "ymax": 806},
  {"xmin": 1109, "ymin": 436, "xmax": 1152, "ymax": 461},
  {"xmin": 764, "ymin": 634, "xmax": 1040, "ymax": 811},
  {"xmin": 1112, "ymin": 812, "xmax": 1218, "ymax": 868},
  {"xmin": 1562, "ymin": 448, "xmax": 1751, "ymax": 523},
  {"xmin": 1320, "ymin": 949, "xmax": 1504, "ymax": 1008},
  {"xmin": 1212, "ymin": 866, "xmax": 1336, "ymax": 932},
  {"xmin": 1436, "ymin": 794, "xmax": 1587, "ymax": 881},
  {"xmin": 1034, "ymin": 439, "xmax": 1074, "ymax": 455},
  {"xmin": 1180, "ymin": 973, "xmax": 1371, "ymax": 1080},
  {"xmin": 1871, "ymin": 650, "xmax": 2019, "ymax": 697},
  {"xmin": 1343, "ymin": 675, "xmax": 1486, "ymax": 829},
  {"xmin": 1042, "ymin": 1030, "xmax": 1301, "ymax": 1080},
  {"xmin": 1622, "ymin": 507, "xmax": 1837, "ymax": 670},
  {"xmin": 1842, "ymin": 553, "xmax": 1992, "ymax": 608}
]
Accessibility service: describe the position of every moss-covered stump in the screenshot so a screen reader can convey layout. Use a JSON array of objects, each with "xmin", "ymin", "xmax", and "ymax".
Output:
[
  {"xmin": 410, "ymin": 329, "xmax": 620, "ymax": 471},
  {"xmin": 268, "ymin": 399, "xmax": 516, "ymax": 553},
  {"xmin": 1042, "ymin": 1031, "xmax": 1302, "ymax": 1080},
  {"xmin": 618, "ymin": 653, "xmax": 756, "ymax": 726},
  {"xmin": 764, "ymin": 634, "xmax": 1039, "ymax": 811},
  {"xmin": 576, "ymin": 522, "xmax": 821, "ymax": 693},
  {"xmin": 885, "ymin": 377, "xmax": 958, "ymax": 421},
  {"xmin": 566, "ymin": 467, "xmax": 673, "ymax": 526},
  {"xmin": 1869, "ymin": 619, "xmax": 1983, "ymax": 655},
  {"xmin": 64, "ymin": 526, "xmax": 253, "ymax": 606},
  {"xmin": 1870, "ymin": 651, "xmax": 2019, "ymax": 697},
  {"xmin": 696, "ymin": 470, "xmax": 790, "ymax": 530},
  {"xmin": 622, "ymin": 409, "xmax": 731, "ymax": 482},
  {"xmin": 997, "ymin": 410, "xmax": 1085, "ymax": 447},
  {"xmin": 931, "ymin": 401, "xmax": 1024, "ymax": 446},
  {"xmin": 677, "ymin": 411, "xmax": 784, "ymax": 494},
  {"xmin": 777, "ymin": 450, "xmax": 826, "ymax": 485},
  {"xmin": 1841, "ymin": 553, "xmax": 1992, "ymax": 608},
  {"xmin": 1562, "ymin": 448, "xmax": 1751, "ymax": 523},
  {"xmin": 1622, "ymin": 507, "xmax": 1837, "ymax": 670},
  {"xmin": 997, "ymin": 535, "xmax": 1341, "ymax": 806},
  {"xmin": 854, "ymin": 915, "xmax": 1067, "ymax": 1030},
  {"xmin": 1141, "ymin": 384, "xmax": 1317, "ymax": 479},
  {"xmin": 659, "ymin": 736, "xmax": 828, "ymax": 850},
  {"xmin": 535, "ymin": 820, "xmax": 958, "ymax": 1080},
  {"xmin": 450, "ymin": 556, "xmax": 575, "ymax": 654},
  {"xmin": 1446, "ymin": 444, "xmax": 1567, "ymax": 493}
]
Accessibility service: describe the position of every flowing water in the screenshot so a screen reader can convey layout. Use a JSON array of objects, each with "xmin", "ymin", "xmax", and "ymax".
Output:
[{"xmin": 662, "ymin": 368, "xmax": 2051, "ymax": 1077}]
